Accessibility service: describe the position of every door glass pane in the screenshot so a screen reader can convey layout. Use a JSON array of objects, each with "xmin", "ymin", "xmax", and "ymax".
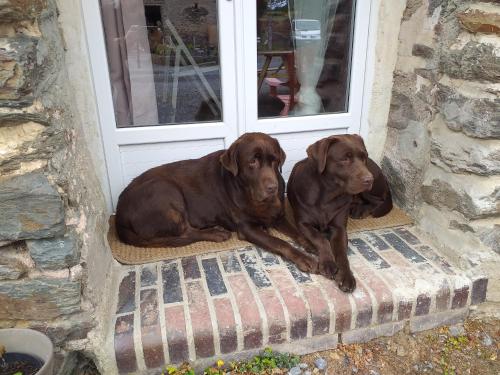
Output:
[
  {"xmin": 257, "ymin": 0, "xmax": 355, "ymax": 118},
  {"xmin": 100, "ymin": 0, "xmax": 222, "ymax": 127}
]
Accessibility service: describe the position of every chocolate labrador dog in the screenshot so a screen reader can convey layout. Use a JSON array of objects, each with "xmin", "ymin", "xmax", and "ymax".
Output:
[
  {"xmin": 287, "ymin": 134, "xmax": 386, "ymax": 292},
  {"xmin": 349, "ymin": 158, "xmax": 393, "ymax": 219},
  {"xmin": 115, "ymin": 132, "xmax": 318, "ymax": 273}
]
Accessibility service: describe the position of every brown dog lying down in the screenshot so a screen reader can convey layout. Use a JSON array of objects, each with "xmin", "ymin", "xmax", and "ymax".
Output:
[
  {"xmin": 287, "ymin": 134, "xmax": 392, "ymax": 292},
  {"xmin": 349, "ymin": 158, "xmax": 393, "ymax": 219},
  {"xmin": 115, "ymin": 132, "xmax": 318, "ymax": 273}
]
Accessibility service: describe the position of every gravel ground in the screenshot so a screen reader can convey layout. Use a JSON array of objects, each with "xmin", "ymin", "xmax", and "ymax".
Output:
[{"xmin": 298, "ymin": 318, "xmax": 499, "ymax": 375}]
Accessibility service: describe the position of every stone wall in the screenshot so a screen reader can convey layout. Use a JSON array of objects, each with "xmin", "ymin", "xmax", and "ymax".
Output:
[
  {"xmin": 0, "ymin": 0, "xmax": 114, "ymax": 372},
  {"xmin": 382, "ymin": 0, "xmax": 500, "ymax": 306}
]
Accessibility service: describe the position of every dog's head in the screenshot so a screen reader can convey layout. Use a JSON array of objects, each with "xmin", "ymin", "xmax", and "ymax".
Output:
[
  {"xmin": 220, "ymin": 132, "xmax": 286, "ymax": 202},
  {"xmin": 307, "ymin": 134, "xmax": 373, "ymax": 195}
]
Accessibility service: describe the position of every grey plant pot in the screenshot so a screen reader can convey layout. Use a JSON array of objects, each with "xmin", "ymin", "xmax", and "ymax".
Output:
[{"xmin": 0, "ymin": 328, "xmax": 54, "ymax": 375}]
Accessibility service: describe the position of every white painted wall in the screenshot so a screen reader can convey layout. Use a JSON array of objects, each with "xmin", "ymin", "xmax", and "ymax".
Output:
[
  {"xmin": 56, "ymin": 0, "xmax": 113, "ymax": 211},
  {"xmin": 360, "ymin": 0, "xmax": 407, "ymax": 163}
]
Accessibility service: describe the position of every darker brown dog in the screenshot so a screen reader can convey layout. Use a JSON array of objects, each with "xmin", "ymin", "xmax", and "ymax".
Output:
[
  {"xmin": 349, "ymin": 158, "xmax": 393, "ymax": 219},
  {"xmin": 115, "ymin": 132, "xmax": 318, "ymax": 273},
  {"xmin": 287, "ymin": 134, "xmax": 379, "ymax": 292}
]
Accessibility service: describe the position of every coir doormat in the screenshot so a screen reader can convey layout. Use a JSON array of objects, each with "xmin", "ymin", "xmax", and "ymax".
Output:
[{"xmin": 108, "ymin": 205, "xmax": 413, "ymax": 265}]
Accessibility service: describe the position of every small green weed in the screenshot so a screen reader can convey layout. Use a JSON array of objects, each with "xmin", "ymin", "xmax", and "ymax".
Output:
[
  {"xmin": 439, "ymin": 335, "xmax": 469, "ymax": 375},
  {"xmin": 161, "ymin": 348, "xmax": 299, "ymax": 375}
]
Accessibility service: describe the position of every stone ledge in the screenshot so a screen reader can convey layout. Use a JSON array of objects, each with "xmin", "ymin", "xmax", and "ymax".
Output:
[
  {"xmin": 421, "ymin": 165, "xmax": 500, "ymax": 220},
  {"xmin": 429, "ymin": 116, "xmax": 500, "ymax": 176},
  {"xmin": 341, "ymin": 321, "xmax": 405, "ymax": 345},
  {"xmin": 105, "ymin": 226, "xmax": 486, "ymax": 374},
  {"xmin": 410, "ymin": 308, "xmax": 468, "ymax": 333}
]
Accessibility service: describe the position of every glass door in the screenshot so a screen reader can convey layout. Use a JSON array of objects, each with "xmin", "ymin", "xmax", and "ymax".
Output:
[
  {"xmin": 83, "ymin": 0, "xmax": 239, "ymax": 209},
  {"xmin": 238, "ymin": 0, "xmax": 370, "ymax": 177}
]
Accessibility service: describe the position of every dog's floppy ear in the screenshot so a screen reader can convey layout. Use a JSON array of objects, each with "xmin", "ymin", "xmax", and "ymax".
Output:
[
  {"xmin": 306, "ymin": 136, "xmax": 338, "ymax": 174},
  {"xmin": 272, "ymin": 136, "xmax": 287, "ymax": 172},
  {"xmin": 220, "ymin": 139, "xmax": 240, "ymax": 176},
  {"xmin": 351, "ymin": 134, "xmax": 367, "ymax": 149},
  {"xmin": 278, "ymin": 146, "xmax": 286, "ymax": 171}
]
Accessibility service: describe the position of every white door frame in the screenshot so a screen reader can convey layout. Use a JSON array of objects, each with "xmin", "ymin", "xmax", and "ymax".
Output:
[
  {"xmin": 82, "ymin": 0, "xmax": 373, "ymax": 210},
  {"xmin": 82, "ymin": 0, "xmax": 239, "ymax": 210}
]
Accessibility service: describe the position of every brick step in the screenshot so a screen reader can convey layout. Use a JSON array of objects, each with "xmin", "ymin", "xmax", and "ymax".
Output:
[{"xmin": 106, "ymin": 226, "xmax": 488, "ymax": 374}]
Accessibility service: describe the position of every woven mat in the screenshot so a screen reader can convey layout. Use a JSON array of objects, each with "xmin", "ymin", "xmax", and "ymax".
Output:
[{"xmin": 108, "ymin": 205, "xmax": 412, "ymax": 265}]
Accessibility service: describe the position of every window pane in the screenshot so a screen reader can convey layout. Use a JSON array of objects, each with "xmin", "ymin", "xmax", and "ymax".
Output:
[
  {"xmin": 257, "ymin": 0, "xmax": 355, "ymax": 118},
  {"xmin": 100, "ymin": 0, "xmax": 223, "ymax": 127}
]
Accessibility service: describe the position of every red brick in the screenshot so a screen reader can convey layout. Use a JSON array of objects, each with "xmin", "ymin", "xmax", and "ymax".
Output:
[
  {"xmin": 116, "ymin": 271, "xmax": 136, "ymax": 314},
  {"xmin": 398, "ymin": 301, "xmax": 413, "ymax": 320},
  {"xmin": 268, "ymin": 268, "xmax": 308, "ymax": 340},
  {"xmin": 379, "ymin": 250, "xmax": 411, "ymax": 269},
  {"xmin": 471, "ymin": 278, "xmax": 488, "ymax": 305},
  {"xmin": 351, "ymin": 258, "xmax": 394, "ymax": 324},
  {"xmin": 227, "ymin": 274, "xmax": 262, "ymax": 349},
  {"xmin": 140, "ymin": 289, "xmax": 164, "ymax": 369},
  {"xmin": 186, "ymin": 280, "xmax": 215, "ymax": 358},
  {"xmin": 436, "ymin": 279, "xmax": 451, "ymax": 312},
  {"xmin": 376, "ymin": 252, "xmax": 417, "ymax": 321},
  {"xmin": 415, "ymin": 294, "xmax": 431, "ymax": 316},
  {"xmin": 114, "ymin": 314, "xmax": 137, "ymax": 373},
  {"xmin": 301, "ymin": 284, "xmax": 331, "ymax": 336},
  {"xmin": 452, "ymin": 285, "xmax": 469, "ymax": 309},
  {"xmin": 213, "ymin": 298, "xmax": 238, "ymax": 353},
  {"xmin": 165, "ymin": 305, "xmax": 189, "ymax": 363},
  {"xmin": 257, "ymin": 289, "xmax": 287, "ymax": 344},
  {"xmin": 349, "ymin": 276, "xmax": 373, "ymax": 329},
  {"xmin": 317, "ymin": 276, "xmax": 352, "ymax": 333}
]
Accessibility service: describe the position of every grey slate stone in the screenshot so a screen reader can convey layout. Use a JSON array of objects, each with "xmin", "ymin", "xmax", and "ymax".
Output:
[
  {"xmin": 26, "ymin": 235, "xmax": 79, "ymax": 270},
  {"xmin": 440, "ymin": 41, "xmax": 500, "ymax": 83},
  {"xmin": 0, "ymin": 36, "xmax": 39, "ymax": 104},
  {"xmin": 314, "ymin": 358, "xmax": 327, "ymax": 370},
  {"xmin": 412, "ymin": 44, "xmax": 434, "ymax": 59},
  {"xmin": 0, "ymin": 278, "xmax": 81, "ymax": 319},
  {"xmin": 0, "ymin": 172, "xmax": 65, "ymax": 241},
  {"xmin": 481, "ymin": 333, "xmax": 493, "ymax": 346},
  {"xmin": 437, "ymin": 85, "xmax": 500, "ymax": 139},
  {"xmin": 0, "ymin": 264, "xmax": 24, "ymax": 280}
]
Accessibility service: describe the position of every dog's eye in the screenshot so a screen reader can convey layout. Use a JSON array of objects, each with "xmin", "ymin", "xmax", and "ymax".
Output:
[
  {"xmin": 249, "ymin": 158, "xmax": 258, "ymax": 168},
  {"xmin": 341, "ymin": 153, "xmax": 352, "ymax": 162}
]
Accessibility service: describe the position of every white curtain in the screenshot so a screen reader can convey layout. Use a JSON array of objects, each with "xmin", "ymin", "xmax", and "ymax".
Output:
[{"xmin": 290, "ymin": 0, "xmax": 339, "ymax": 115}]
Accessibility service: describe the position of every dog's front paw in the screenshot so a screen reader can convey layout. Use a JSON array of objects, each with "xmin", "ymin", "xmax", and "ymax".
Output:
[
  {"xmin": 295, "ymin": 253, "xmax": 319, "ymax": 274},
  {"xmin": 335, "ymin": 268, "xmax": 356, "ymax": 293},
  {"xmin": 319, "ymin": 259, "xmax": 338, "ymax": 280},
  {"xmin": 209, "ymin": 228, "xmax": 232, "ymax": 242}
]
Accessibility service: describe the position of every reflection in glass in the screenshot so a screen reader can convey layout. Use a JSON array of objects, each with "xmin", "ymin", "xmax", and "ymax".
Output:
[
  {"xmin": 257, "ymin": 0, "xmax": 355, "ymax": 118},
  {"xmin": 100, "ymin": 0, "xmax": 222, "ymax": 127}
]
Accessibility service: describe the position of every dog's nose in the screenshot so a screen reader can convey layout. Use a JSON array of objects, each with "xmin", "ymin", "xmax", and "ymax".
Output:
[
  {"xmin": 362, "ymin": 174, "xmax": 374, "ymax": 186},
  {"xmin": 266, "ymin": 183, "xmax": 278, "ymax": 194}
]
